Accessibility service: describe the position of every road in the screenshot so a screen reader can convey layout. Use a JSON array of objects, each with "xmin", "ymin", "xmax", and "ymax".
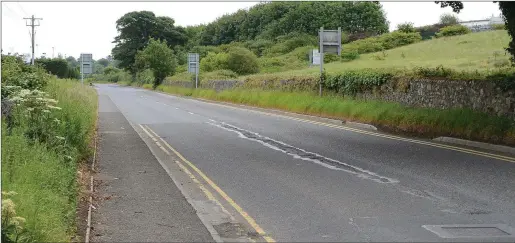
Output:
[{"xmin": 94, "ymin": 83, "xmax": 515, "ymax": 242}]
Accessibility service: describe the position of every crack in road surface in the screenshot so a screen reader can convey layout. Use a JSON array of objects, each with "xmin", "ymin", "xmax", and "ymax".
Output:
[{"xmin": 207, "ymin": 121, "xmax": 399, "ymax": 184}]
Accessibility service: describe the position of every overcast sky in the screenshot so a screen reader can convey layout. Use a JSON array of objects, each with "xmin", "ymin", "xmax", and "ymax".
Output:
[{"xmin": 1, "ymin": 1, "xmax": 502, "ymax": 59}]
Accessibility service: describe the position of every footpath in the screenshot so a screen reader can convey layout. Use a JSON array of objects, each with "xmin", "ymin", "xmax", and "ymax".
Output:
[{"xmin": 89, "ymin": 93, "xmax": 214, "ymax": 242}]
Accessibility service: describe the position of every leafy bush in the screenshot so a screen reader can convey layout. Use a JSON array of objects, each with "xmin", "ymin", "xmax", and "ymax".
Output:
[
  {"xmin": 435, "ymin": 25, "xmax": 471, "ymax": 38},
  {"xmin": 190, "ymin": 45, "xmax": 221, "ymax": 59},
  {"xmin": 492, "ymin": 23, "xmax": 506, "ymax": 30},
  {"xmin": 245, "ymin": 39, "xmax": 275, "ymax": 57},
  {"xmin": 324, "ymin": 69, "xmax": 393, "ymax": 95},
  {"xmin": 397, "ymin": 22, "xmax": 416, "ymax": 33},
  {"xmin": 324, "ymin": 53, "xmax": 339, "ymax": 63},
  {"xmin": 135, "ymin": 38, "xmax": 177, "ymax": 88},
  {"xmin": 264, "ymin": 33, "xmax": 317, "ymax": 56},
  {"xmin": 415, "ymin": 24, "xmax": 446, "ymax": 40},
  {"xmin": 341, "ymin": 49, "xmax": 360, "ymax": 62},
  {"xmin": 200, "ymin": 52, "xmax": 230, "ymax": 72},
  {"xmin": 226, "ymin": 47, "xmax": 260, "ymax": 75},
  {"xmin": 136, "ymin": 69, "xmax": 154, "ymax": 84},
  {"xmin": 379, "ymin": 31, "xmax": 422, "ymax": 50}
]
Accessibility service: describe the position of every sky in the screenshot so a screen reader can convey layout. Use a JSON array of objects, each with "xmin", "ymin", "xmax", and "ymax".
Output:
[{"xmin": 1, "ymin": 1, "xmax": 503, "ymax": 60}]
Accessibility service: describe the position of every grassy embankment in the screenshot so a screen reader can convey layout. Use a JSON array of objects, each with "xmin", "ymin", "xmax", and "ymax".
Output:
[{"xmin": 1, "ymin": 78, "xmax": 98, "ymax": 242}]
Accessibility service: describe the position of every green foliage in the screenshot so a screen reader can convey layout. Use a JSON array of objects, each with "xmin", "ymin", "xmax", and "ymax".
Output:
[
  {"xmin": 2, "ymin": 78, "xmax": 97, "ymax": 242},
  {"xmin": 199, "ymin": 2, "xmax": 388, "ymax": 45},
  {"xmin": 324, "ymin": 69, "xmax": 393, "ymax": 95},
  {"xmin": 341, "ymin": 49, "xmax": 360, "ymax": 62},
  {"xmin": 111, "ymin": 11, "xmax": 187, "ymax": 75},
  {"xmin": 190, "ymin": 46, "xmax": 221, "ymax": 59},
  {"xmin": 173, "ymin": 45, "xmax": 188, "ymax": 65},
  {"xmin": 435, "ymin": 25, "xmax": 471, "ymax": 38},
  {"xmin": 136, "ymin": 69, "xmax": 154, "ymax": 84},
  {"xmin": 492, "ymin": 24, "xmax": 506, "ymax": 30},
  {"xmin": 414, "ymin": 24, "xmax": 447, "ymax": 40},
  {"xmin": 200, "ymin": 52, "xmax": 229, "ymax": 72},
  {"xmin": 96, "ymin": 58, "xmax": 109, "ymax": 67},
  {"xmin": 201, "ymin": 69, "xmax": 239, "ymax": 80},
  {"xmin": 226, "ymin": 47, "xmax": 260, "ymax": 75},
  {"xmin": 244, "ymin": 39, "xmax": 275, "ymax": 57},
  {"xmin": 324, "ymin": 53, "xmax": 340, "ymax": 63},
  {"xmin": 397, "ymin": 22, "xmax": 416, "ymax": 33},
  {"xmin": 35, "ymin": 58, "xmax": 78, "ymax": 79},
  {"xmin": 135, "ymin": 38, "xmax": 177, "ymax": 88},
  {"xmin": 439, "ymin": 13, "xmax": 460, "ymax": 25},
  {"xmin": 344, "ymin": 31, "xmax": 422, "ymax": 54},
  {"xmin": 264, "ymin": 33, "xmax": 317, "ymax": 56}
]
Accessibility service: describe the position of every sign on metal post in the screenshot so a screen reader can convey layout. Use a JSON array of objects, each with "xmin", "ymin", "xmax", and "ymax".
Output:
[
  {"xmin": 312, "ymin": 49, "xmax": 321, "ymax": 65},
  {"xmin": 80, "ymin": 53, "xmax": 93, "ymax": 85},
  {"xmin": 318, "ymin": 27, "xmax": 342, "ymax": 96},
  {"xmin": 188, "ymin": 53, "xmax": 200, "ymax": 88}
]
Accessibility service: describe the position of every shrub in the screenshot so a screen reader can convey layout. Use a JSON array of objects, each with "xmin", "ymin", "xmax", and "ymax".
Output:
[
  {"xmin": 492, "ymin": 23, "xmax": 506, "ymax": 30},
  {"xmin": 415, "ymin": 24, "xmax": 446, "ymax": 40},
  {"xmin": 324, "ymin": 53, "xmax": 339, "ymax": 63},
  {"xmin": 341, "ymin": 49, "xmax": 360, "ymax": 62},
  {"xmin": 245, "ymin": 39, "xmax": 275, "ymax": 57},
  {"xmin": 378, "ymin": 31, "xmax": 422, "ymax": 49},
  {"xmin": 200, "ymin": 52, "xmax": 230, "ymax": 72},
  {"xmin": 136, "ymin": 69, "xmax": 154, "ymax": 84},
  {"xmin": 264, "ymin": 33, "xmax": 317, "ymax": 56},
  {"xmin": 226, "ymin": 47, "xmax": 260, "ymax": 75},
  {"xmin": 435, "ymin": 25, "xmax": 471, "ymax": 38},
  {"xmin": 397, "ymin": 22, "xmax": 416, "ymax": 33},
  {"xmin": 190, "ymin": 45, "xmax": 221, "ymax": 59},
  {"xmin": 324, "ymin": 69, "xmax": 393, "ymax": 95}
]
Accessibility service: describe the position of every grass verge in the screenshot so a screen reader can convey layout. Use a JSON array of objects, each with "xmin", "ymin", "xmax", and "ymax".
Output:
[
  {"xmin": 1, "ymin": 78, "xmax": 98, "ymax": 242},
  {"xmin": 144, "ymin": 84, "xmax": 515, "ymax": 146}
]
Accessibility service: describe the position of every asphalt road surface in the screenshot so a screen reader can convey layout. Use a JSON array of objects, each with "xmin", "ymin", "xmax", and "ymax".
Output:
[{"xmin": 94, "ymin": 83, "xmax": 515, "ymax": 242}]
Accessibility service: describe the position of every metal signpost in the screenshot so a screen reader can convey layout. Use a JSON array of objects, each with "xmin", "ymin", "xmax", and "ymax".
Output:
[
  {"xmin": 318, "ymin": 27, "xmax": 342, "ymax": 96},
  {"xmin": 188, "ymin": 53, "xmax": 200, "ymax": 89},
  {"xmin": 80, "ymin": 53, "xmax": 93, "ymax": 85}
]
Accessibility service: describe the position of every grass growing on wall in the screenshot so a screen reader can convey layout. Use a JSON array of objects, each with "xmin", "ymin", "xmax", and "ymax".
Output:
[
  {"xmin": 145, "ymin": 84, "xmax": 515, "ymax": 146},
  {"xmin": 1, "ymin": 78, "xmax": 98, "ymax": 242}
]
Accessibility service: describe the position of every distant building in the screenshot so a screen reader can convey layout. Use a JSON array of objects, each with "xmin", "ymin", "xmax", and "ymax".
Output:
[{"xmin": 459, "ymin": 15, "xmax": 504, "ymax": 32}]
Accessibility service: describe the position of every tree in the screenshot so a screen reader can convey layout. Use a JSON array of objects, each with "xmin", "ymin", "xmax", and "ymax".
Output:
[
  {"xmin": 439, "ymin": 13, "xmax": 459, "ymax": 25},
  {"xmin": 436, "ymin": 1, "xmax": 515, "ymax": 63},
  {"xmin": 111, "ymin": 11, "xmax": 187, "ymax": 79},
  {"xmin": 135, "ymin": 38, "xmax": 177, "ymax": 89},
  {"xmin": 396, "ymin": 22, "xmax": 416, "ymax": 33},
  {"xmin": 97, "ymin": 58, "xmax": 109, "ymax": 67},
  {"xmin": 199, "ymin": 1, "xmax": 389, "ymax": 45}
]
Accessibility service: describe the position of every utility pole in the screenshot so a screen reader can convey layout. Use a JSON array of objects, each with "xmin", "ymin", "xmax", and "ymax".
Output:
[
  {"xmin": 52, "ymin": 47, "xmax": 54, "ymax": 58},
  {"xmin": 24, "ymin": 15, "xmax": 43, "ymax": 65}
]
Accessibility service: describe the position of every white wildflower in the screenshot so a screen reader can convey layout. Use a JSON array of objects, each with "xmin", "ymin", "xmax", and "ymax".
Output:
[
  {"xmin": 26, "ymin": 107, "xmax": 34, "ymax": 112},
  {"xmin": 53, "ymin": 118, "xmax": 61, "ymax": 124},
  {"xmin": 18, "ymin": 89, "xmax": 31, "ymax": 97},
  {"xmin": 1, "ymin": 191, "xmax": 17, "ymax": 197},
  {"xmin": 44, "ymin": 98, "xmax": 58, "ymax": 104},
  {"xmin": 42, "ymin": 109, "xmax": 50, "ymax": 113},
  {"xmin": 47, "ymin": 105, "xmax": 62, "ymax": 110},
  {"xmin": 55, "ymin": 136, "xmax": 65, "ymax": 140},
  {"xmin": 64, "ymin": 155, "xmax": 73, "ymax": 160}
]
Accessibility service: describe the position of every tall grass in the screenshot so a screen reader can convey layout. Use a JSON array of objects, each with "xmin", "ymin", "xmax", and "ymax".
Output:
[
  {"xmin": 1, "ymin": 78, "xmax": 98, "ymax": 242},
  {"xmin": 148, "ymin": 85, "xmax": 515, "ymax": 145}
]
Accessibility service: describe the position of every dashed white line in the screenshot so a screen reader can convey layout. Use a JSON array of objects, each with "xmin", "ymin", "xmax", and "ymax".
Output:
[{"xmin": 188, "ymin": 112, "xmax": 195, "ymax": 115}]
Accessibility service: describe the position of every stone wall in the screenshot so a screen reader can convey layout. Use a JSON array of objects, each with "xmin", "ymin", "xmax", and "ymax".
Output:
[
  {"xmin": 357, "ymin": 79, "xmax": 515, "ymax": 118},
  {"xmin": 166, "ymin": 78, "xmax": 515, "ymax": 119}
]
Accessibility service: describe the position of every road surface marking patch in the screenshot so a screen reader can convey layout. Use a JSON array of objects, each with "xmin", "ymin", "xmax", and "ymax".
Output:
[
  {"xmin": 194, "ymin": 99, "xmax": 515, "ymax": 163},
  {"xmin": 206, "ymin": 121, "xmax": 399, "ymax": 184},
  {"xmin": 143, "ymin": 125, "xmax": 276, "ymax": 243}
]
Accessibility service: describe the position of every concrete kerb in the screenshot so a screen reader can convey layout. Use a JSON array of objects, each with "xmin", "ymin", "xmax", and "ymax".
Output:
[
  {"xmin": 118, "ymin": 84, "xmax": 515, "ymax": 157},
  {"xmin": 433, "ymin": 137, "xmax": 515, "ymax": 156}
]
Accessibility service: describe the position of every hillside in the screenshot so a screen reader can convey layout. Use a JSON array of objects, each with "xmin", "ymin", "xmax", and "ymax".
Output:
[{"xmin": 239, "ymin": 30, "xmax": 511, "ymax": 80}]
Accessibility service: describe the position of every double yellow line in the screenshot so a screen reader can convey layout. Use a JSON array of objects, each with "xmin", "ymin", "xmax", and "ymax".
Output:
[
  {"xmin": 138, "ymin": 124, "xmax": 276, "ymax": 243},
  {"xmin": 201, "ymin": 101, "xmax": 515, "ymax": 163}
]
